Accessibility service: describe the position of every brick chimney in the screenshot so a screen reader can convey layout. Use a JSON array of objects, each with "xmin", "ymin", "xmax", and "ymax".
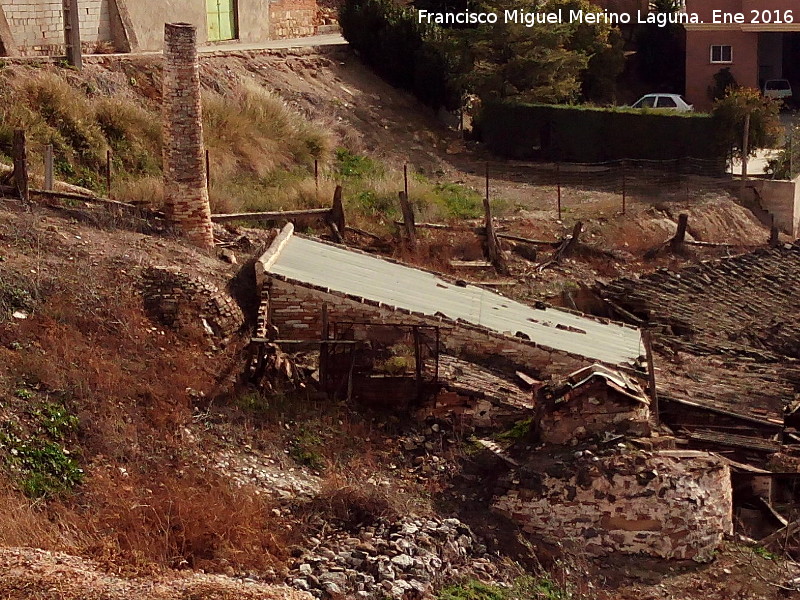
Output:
[{"xmin": 162, "ymin": 22, "xmax": 214, "ymax": 249}]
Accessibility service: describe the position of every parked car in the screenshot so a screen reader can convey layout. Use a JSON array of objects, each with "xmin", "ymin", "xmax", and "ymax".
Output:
[
  {"xmin": 629, "ymin": 93, "xmax": 694, "ymax": 112},
  {"xmin": 763, "ymin": 79, "xmax": 793, "ymax": 102}
]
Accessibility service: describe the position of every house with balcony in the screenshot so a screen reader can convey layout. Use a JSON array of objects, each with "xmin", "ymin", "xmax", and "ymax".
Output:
[{"xmin": 684, "ymin": 0, "xmax": 800, "ymax": 110}]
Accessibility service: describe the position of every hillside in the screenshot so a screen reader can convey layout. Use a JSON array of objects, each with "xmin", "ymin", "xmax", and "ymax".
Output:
[{"xmin": 0, "ymin": 45, "xmax": 797, "ymax": 600}]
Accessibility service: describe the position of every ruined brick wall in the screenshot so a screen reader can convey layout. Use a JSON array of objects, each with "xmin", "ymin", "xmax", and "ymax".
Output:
[
  {"xmin": 162, "ymin": 22, "xmax": 214, "ymax": 249},
  {"xmin": 537, "ymin": 382, "xmax": 650, "ymax": 445},
  {"xmin": 493, "ymin": 450, "xmax": 732, "ymax": 561},
  {"xmin": 269, "ymin": 0, "xmax": 316, "ymax": 39},
  {"xmin": 266, "ymin": 276, "xmax": 585, "ymax": 378},
  {"xmin": 1, "ymin": 0, "xmax": 113, "ymax": 56},
  {"xmin": 141, "ymin": 266, "xmax": 244, "ymax": 341}
]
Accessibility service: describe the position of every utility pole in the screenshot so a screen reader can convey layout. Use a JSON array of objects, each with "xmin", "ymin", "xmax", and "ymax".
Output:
[{"xmin": 63, "ymin": 0, "xmax": 82, "ymax": 70}]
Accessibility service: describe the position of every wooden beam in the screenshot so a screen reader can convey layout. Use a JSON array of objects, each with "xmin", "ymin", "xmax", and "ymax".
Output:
[
  {"xmin": 670, "ymin": 213, "xmax": 688, "ymax": 251},
  {"xmin": 211, "ymin": 208, "xmax": 330, "ymax": 223},
  {"xmin": 483, "ymin": 165, "xmax": 509, "ymax": 276},
  {"xmin": 398, "ymin": 191, "xmax": 416, "ymax": 248},
  {"xmin": 12, "ymin": 130, "xmax": 29, "ymax": 204},
  {"xmin": 326, "ymin": 185, "xmax": 345, "ymax": 243}
]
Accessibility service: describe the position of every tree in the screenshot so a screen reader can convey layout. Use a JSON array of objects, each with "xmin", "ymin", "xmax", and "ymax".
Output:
[
  {"xmin": 712, "ymin": 87, "xmax": 781, "ymax": 159},
  {"xmin": 635, "ymin": 0, "xmax": 685, "ymax": 91},
  {"xmin": 460, "ymin": 0, "xmax": 624, "ymax": 103}
]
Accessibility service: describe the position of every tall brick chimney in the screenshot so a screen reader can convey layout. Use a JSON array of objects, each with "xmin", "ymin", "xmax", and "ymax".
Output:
[{"xmin": 162, "ymin": 23, "xmax": 214, "ymax": 249}]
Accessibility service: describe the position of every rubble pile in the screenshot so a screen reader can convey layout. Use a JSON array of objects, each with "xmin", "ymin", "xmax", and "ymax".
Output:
[{"xmin": 287, "ymin": 516, "xmax": 499, "ymax": 598}]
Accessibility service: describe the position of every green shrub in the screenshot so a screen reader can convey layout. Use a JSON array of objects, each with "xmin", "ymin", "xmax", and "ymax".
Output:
[
  {"xmin": 476, "ymin": 100, "xmax": 727, "ymax": 164},
  {"xmin": 339, "ymin": 0, "xmax": 461, "ymax": 110}
]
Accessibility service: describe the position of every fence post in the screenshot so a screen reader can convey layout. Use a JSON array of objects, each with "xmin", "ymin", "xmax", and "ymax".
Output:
[
  {"xmin": 556, "ymin": 159, "xmax": 562, "ymax": 220},
  {"xmin": 44, "ymin": 144, "xmax": 54, "ymax": 191},
  {"xmin": 314, "ymin": 159, "xmax": 319, "ymax": 199},
  {"xmin": 106, "ymin": 149, "xmax": 112, "ymax": 197},
  {"xmin": 404, "ymin": 163, "xmax": 409, "ymax": 198},
  {"xmin": 12, "ymin": 129, "xmax": 29, "ymax": 204},
  {"xmin": 621, "ymin": 160, "xmax": 626, "ymax": 215}
]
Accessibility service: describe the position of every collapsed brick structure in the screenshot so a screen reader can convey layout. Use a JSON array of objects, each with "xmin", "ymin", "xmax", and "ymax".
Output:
[
  {"xmin": 141, "ymin": 266, "xmax": 244, "ymax": 341},
  {"xmin": 162, "ymin": 22, "xmax": 214, "ymax": 250},
  {"xmin": 535, "ymin": 364, "xmax": 650, "ymax": 445},
  {"xmin": 494, "ymin": 450, "xmax": 733, "ymax": 561},
  {"xmin": 598, "ymin": 244, "xmax": 800, "ymax": 462}
]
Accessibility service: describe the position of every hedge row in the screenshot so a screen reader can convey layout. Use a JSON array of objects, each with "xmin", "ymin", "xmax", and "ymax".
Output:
[
  {"xmin": 339, "ymin": 0, "xmax": 460, "ymax": 110},
  {"xmin": 475, "ymin": 102, "xmax": 726, "ymax": 163}
]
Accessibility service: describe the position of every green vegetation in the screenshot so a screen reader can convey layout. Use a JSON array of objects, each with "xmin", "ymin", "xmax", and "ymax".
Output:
[
  {"xmin": 0, "ymin": 401, "xmax": 82, "ymax": 498},
  {"xmin": 476, "ymin": 101, "xmax": 725, "ymax": 163},
  {"xmin": 753, "ymin": 545, "xmax": 779, "ymax": 560},
  {"xmin": 340, "ymin": 0, "xmax": 624, "ymax": 108},
  {"xmin": 711, "ymin": 87, "xmax": 781, "ymax": 160},
  {"xmin": 496, "ymin": 418, "xmax": 532, "ymax": 442},
  {"xmin": 289, "ymin": 428, "xmax": 325, "ymax": 471},
  {"xmin": 438, "ymin": 576, "xmax": 570, "ymax": 600}
]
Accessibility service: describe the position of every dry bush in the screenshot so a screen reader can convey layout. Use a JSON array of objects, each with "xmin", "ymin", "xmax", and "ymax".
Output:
[
  {"xmin": 94, "ymin": 96, "xmax": 161, "ymax": 175},
  {"xmin": 114, "ymin": 176, "xmax": 165, "ymax": 208},
  {"xmin": 0, "ymin": 480, "xmax": 74, "ymax": 550},
  {"xmin": 72, "ymin": 464, "xmax": 293, "ymax": 573},
  {"xmin": 203, "ymin": 82, "xmax": 332, "ymax": 181}
]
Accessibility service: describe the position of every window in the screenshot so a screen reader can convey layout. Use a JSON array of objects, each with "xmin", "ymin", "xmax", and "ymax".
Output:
[
  {"xmin": 632, "ymin": 96, "xmax": 656, "ymax": 108},
  {"xmin": 710, "ymin": 45, "xmax": 732, "ymax": 63},
  {"xmin": 657, "ymin": 96, "xmax": 677, "ymax": 108}
]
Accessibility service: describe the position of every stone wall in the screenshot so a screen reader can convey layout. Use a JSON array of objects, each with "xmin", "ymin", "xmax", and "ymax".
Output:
[
  {"xmin": 141, "ymin": 266, "xmax": 244, "ymax": 342},
  {"xmin": 536, "ymin": 381, "xmax": 650, "ymax": 445},
  {"xmin": 269, "ymin": 0, "xmax": 316, "ymax": 39},
  {"xmin": 265, "ymin": 276, "xmax": 586, "ymax": 378},
  {"xmin": 0, "ymin": 0, "xmax": 113, "ymax": 56},
  {"xmin": 162, "ymin": 22, "xmax": 214, "ymax": 249},
  {"xmin": 493, "ymin": 450, "xmax": 732, "ymax": 561}
]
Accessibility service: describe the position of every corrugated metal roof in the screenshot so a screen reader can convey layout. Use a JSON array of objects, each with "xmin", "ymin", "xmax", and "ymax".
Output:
[{"xmin": 267, "ymin": 233, "xmax": 643, "ymax": 366}]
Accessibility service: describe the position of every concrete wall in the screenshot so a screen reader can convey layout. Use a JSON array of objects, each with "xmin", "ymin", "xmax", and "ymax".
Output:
[
  {"xmin": 265, "ymin": 276, "xmax": 587, "ymax": 379},
  {"xmin": 752, "ymin": 176, "xmax": 800, "ymax": 237},
  {"xmin": 494, "ymin": 450, "xmax": 733, "ymax": 561},
  {"xmin": 0, "ymin": 0, "xmax": 113, "ymax": 56}
]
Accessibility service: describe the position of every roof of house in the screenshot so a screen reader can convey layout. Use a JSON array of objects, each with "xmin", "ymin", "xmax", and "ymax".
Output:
[
  {"xmin": 261, "ymin": 224, "xmax": 644, "ymax": 367},
  {"xmin": 598, "ymin": 244, "xmax": 800, "ymax": 425},
  {"xmin": 544, "ymin": 364, "xmax": 649, "ymax": 406}
]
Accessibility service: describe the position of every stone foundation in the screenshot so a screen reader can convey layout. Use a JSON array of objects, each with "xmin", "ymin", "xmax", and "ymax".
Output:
[
  {"xmin": 162, "ymin": 22, "xmax": 214, "ymax": 249},
  {"xmin": 493, "ymin": 450, "xmax": 732, "ymax": 561}
]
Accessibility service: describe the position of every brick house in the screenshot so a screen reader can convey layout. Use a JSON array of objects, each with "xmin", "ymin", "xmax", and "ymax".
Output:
[
  {"xmin": 0, "ymin": 0, "xmax": 318, "ymax": 56},
  {"xmin": 684, "ymin": 0, "xmax": 800, "ymax": 110}
]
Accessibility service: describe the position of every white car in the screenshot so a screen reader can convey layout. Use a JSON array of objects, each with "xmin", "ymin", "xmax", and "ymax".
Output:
[
  {"xmin": 629, "ymin": 93, "xmax": 694, "ymax": 112},
  {"xmin": 763, "ymin": 79, "xmax": 793, "ymax": 101}
]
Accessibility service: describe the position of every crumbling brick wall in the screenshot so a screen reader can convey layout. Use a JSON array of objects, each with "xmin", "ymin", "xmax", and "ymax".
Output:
[
  {"xmin": 493, "ymin": 450, "xmax": 732, "ymax": 561},
  {"xmin": 265, "ymin": 276, "xmax": 586, "ymax": 378},
  {"xmin": 269, "ymin": 0, "xmax": 316, "ymax": 39},
  {"xmin": 536, "ymin": 381, "xmax": 650, "ymax": 445},
  {"xmin": 141, "ymin": 266, "xmax": 244, "ymax": 341}
]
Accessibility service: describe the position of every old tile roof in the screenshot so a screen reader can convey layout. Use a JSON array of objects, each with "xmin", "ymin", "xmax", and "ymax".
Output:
[
  {"xmin": 598, "ymin": 244, "xmax": 800, "ymax": 426},
  {"xmin": 436, "ymin": 355, "xmax": 534, "ymax": 410}
]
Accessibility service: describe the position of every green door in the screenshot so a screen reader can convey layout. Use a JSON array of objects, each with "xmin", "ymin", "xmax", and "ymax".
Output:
[{"xmin": 207, "ymin": 0, "xmax": 237, "ymax": 42}]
